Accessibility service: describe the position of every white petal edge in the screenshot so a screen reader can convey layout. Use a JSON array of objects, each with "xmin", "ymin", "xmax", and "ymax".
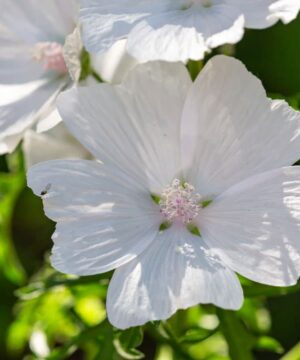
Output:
[
  {"xmin": 229, "ymin": 0, "xmax": 300, "ymax": 29},
  {"xmin": 107, "ymin": 225, "xmax": 243, "ymax": 329},
  {"xmin": 23, "ymin": 123, "xmax": 90, "ymax": 168},
  {"xmin": 91, "ymin": 39, "xmax": 137, "ymax": 84},
  {"xmin": 27, "ymin": 159, "xmax": 161, "ymax": 275},
  {"xmin": 0, "ymin": 0, "xmax": 77, "ymax": 44},
  {"xmin": 0, "ymin": 79, "xmax": 64, "ymax": 155},
  {"xmin": 57, "ymin": 62, "xmax": 192, "ymax": 194},
  {"xmin": 181, "ymin": 55, "xmax": 300, "ymax": 197},
  {"xmin": 127, "ymin": 6, "xmax": 245, "ymax": 62},
  {"xmin": 197, "ymin": 166, "xmax": 300, "ymax": 286}
]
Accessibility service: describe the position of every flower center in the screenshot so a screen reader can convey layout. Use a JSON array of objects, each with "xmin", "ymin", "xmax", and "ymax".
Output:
[
  {"xmin": 159, "ymin": 179, "xmax": 202, "ymax": 225},
  {"xmin": 32, "ymin": 42, "xmax": 68, "ymax": 74}
]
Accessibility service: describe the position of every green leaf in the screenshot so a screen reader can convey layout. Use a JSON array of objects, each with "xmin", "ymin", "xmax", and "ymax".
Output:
[
  {"xmin": 47, "ymin": 321, "xmax": 115, "ymax": 360},
  {"xmin": 16, "ymin": 272, "xmax": 110, "ymax": 300},
  {"xmin": 114, "ymin": 327, "xmax": 144, "ymax": 360},
  {"xmin": 179, "ymin": 327, "xmax": 215, "ymax": 344},
  {"xmin": 281, "ymin": 342, "xmax": 300, "ymax": 360},
  {"xmin": 0, "ymin": 169, "xmax": 26, "ymax": 284},
  {"xmin": 255, "ymin": 336, "xmax": 284, "ymax": 354}
]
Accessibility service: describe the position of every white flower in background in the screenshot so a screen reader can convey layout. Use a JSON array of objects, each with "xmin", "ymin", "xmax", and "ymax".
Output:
[
  {"xmin": 64, "ymin": 26, "xmax": 138, "ymax": 85},
  {"xmin": 91, "ymin": 40, "xmax": 137, "ymax": 84},
  {"xmin": 80, "ymin": 0, "xmax": 300, "ymax": 62},
  {"xmin": 0, "ymin": 0, "xmax": 78, "ymax": 154},
  {"xmin": 23, "ymin": 123, "xmax": 91, "ymax": 168},
  {"xmin": 28, "ymin": 56, "xmax": 300, "ymax": 329}
]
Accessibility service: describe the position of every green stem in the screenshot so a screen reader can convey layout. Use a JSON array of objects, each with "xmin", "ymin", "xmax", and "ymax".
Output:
[{"xmin": 217, "ymin": 309, "xmax": 255, "ymax": 360}]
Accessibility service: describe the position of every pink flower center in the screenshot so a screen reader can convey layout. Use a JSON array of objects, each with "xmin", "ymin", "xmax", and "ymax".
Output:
[
  {"xmin": 159, "ymin": 179, "xmax": 202, "ymax": 225},
  {"xmin": 32, "ymin": 42, "xmax": 68, "ymax": 75}
]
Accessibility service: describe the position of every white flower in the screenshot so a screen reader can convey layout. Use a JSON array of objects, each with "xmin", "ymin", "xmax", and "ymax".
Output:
[
  {"xmin": 79, "ymin": 0, "xmax": 300, "ymax": 62},
  {"xmin": 0, "ymin": 0, "xmax": 78, "ymax": 154},
  {"xmin": 91, "ymin": 40, "xmax": 138, "ymax": 84},
  {"xmin": 28, "ymin": 56, "xmax": 300, "ymax": 329},
  {"xmin": 23, "ymin": 123, "xmax": 91, "ymax": 169}
]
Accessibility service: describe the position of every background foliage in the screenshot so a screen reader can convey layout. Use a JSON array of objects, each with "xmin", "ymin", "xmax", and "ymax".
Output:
[{"xmin": 1, "ymin": 15, "xmax": 300, "ymax": 360}]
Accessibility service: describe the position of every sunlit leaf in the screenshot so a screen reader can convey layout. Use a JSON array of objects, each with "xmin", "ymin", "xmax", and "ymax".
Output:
[{"xmin": 114, "ymin": 327, "xmax": 144, "ymax": 360}]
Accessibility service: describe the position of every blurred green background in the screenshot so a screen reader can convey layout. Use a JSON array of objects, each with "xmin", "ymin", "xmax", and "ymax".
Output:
[{"xmin": 1, "ymin": 15, "xmax": 300, "ymax": 360}]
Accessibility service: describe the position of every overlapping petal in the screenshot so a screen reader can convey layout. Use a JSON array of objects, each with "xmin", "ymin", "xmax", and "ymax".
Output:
[
  {"xmin": 23, "ymin": 123, "xmax": 90, "ymax": 168},
  {"xmin": 107, "ymin": 226, "xmax": 243, "ymax": 329},
  {"xmin": 197, "ymin": 166, "xmax": 300, "ymax": 286},
  {"xmin": 27, "ymin": 160, "xmax": 161, "ymax": 275},
  {"xmin": 91, "ymin": 40, "xmax": 137, "ymax": 84},
  {"xmin": 181, "ymin": 55, "xmax": 300, "ymax": 197},
  {"xmin": 57, "ymin": 62, "xmax": 192, "ymax": 193},
  {"xmin": 0, "ymin": 79, "xmax": 65, "ymax": 154},
  {"xmin": 127, "ymin": 6, "xmax": 244, "ymax": 62},
  {"xmin": 0, "ymin": 29, "xmax": 45, "ymax": 84},
  {"xmin": 0, "ymin": 0, "xmax": 77, "ymax": 44},
  {"xmin": 79, "ymin": 0, "xmax": 299, "ymax": 62},
  {"xmin": 79, "ymin": 0, "xmax": 174, "ymax": 53},
  {"xmin": 230, "ymin": 0, "xmax": 300, "ymax": 28}
]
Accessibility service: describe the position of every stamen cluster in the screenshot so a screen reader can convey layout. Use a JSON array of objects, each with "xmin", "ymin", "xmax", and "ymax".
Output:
[
  {"xmin": 159, "ymin": 179, "xmax": 202, "ymax": 224},
  {"xmin": 33, "ymin": 42, "xmax": 68, "ymax": 74}
]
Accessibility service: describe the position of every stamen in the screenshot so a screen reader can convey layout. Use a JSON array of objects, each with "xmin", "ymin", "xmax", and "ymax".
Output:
[
  {"xmin": 32, "ymin": 42, "xmax": 68, "ymax": 74},
  {"xmin": 159, "ymin": 179, "xmax": 202, "ymax": 225}
]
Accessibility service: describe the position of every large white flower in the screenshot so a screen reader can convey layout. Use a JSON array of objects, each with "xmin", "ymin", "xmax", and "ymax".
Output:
[
  {"xmin": 0, "ymin": 0, "xmax": 78, "ymax": 154},
  {"xmin": 79, "ymin": 0, "xmax": 300, "ymax": 62},
  {"xmin": 28, "ymin": 56, "xmax": 300, "ymax": 329}
]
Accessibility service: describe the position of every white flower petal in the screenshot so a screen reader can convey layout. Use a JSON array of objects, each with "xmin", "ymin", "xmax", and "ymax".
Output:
[
  {"xmin": 229, "ymin": 0, "xmax": 300, "ymax": 28},
  {"xmin": 181, "ymin": 55, "xmax": 300, "ymax": 197},
  {"xmin": 268, "ymin": 0, "xmax": 300, "ymax": 24},
  {"xmin": 0, "ymin": 79, "xmax": 64, "ymax": 154},
  {"xmin": 23, "ymin": 123, "xmax": 90, "ymax": 168},
  {"xmin": 0, "ymin": 81, "xmax": 43, "ymax": 106},
  {"xmin": 127, "ymin": 6, "xmax": 244, "ymax": 62},
  {"xmin": 107, "ymin": 226, "xmax": 243, "ymax": 329},
  {"xmin": 27, "ymin": 160, "xmax": 161, "ymax": 275},
  {"xmin": 79, "ymin": 0, "xmax": 299, "ymax": 61},
  {"xmin": 57, "ymin": 62, "xmax": 192, "ymax": 193},
  {"xmin": 79, "ymin": 0, "xmax": 172, "ymax": 53},
  {"xmin": 0, "ymin": 132, "xmax": 24, "ymax": 154},
  {"xmin": 0, "ymin": 0, "xmax": 77, "ymax": 44},
  {"xmin": 197, "ymin": 166, "xmax": 300, "ymax": 286},
  {"xmin": 0, "ymin": 30, "xmax": 45, "ymax": 84},
  {"xmin": 35, "ymin": 108, "xmax": 62, "ymax": 133},
  {"xmin": 91, "ymin": 39, "xmax": 137, "ymax": 84},
  {"xmin": 126, "ymin": 15, "xmax": 207, "ymax": 63}
]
